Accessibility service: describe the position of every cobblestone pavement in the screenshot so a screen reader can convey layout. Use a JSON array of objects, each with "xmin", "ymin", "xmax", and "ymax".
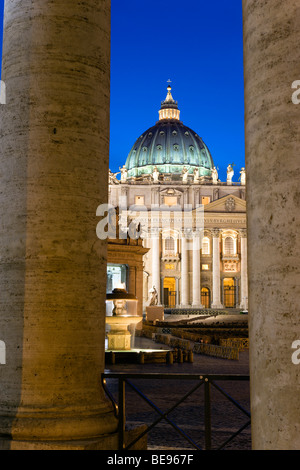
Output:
[{"xmin": 104, "ymin": 337, "xmax": 251, "ymax": 451}]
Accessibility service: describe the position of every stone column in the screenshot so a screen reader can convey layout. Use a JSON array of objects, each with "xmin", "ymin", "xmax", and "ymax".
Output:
[
  {"xmin": 180, "ymin": 232, "xmax": 189, "ymax": 307},
  {"xmin": 192, "ymin": 230, "xmax": 204, "ymax": 307},
  {"xmin": 211, "ymin": 229, "xmax": 223, "ymax": 309},
  {"xmin": 0, "ymin": 0, "xmax": 118, "ymax": 449},
  {"xmin": 151, "ymin": 229, "xmax": 161, "ymax": 305},
  {"xmin": 243, "ymin": 0, "xmax": 300, "ymax": 450},
  {"xmin": 175, "ymin": 278, "xmax": 180, "ymax": 306},
  {"xmin": 161, "ymin": 277, "xmax": 164, "ymax": 306},
  {"xmin": 239, "ymin": 230, "xmax": 248, "ymax": 310}
]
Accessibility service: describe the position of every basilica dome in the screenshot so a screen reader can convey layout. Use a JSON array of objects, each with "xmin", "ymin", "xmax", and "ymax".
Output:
[{"xmin": 124, "ymin": 85, "xmax": 215, "ymax": 179}]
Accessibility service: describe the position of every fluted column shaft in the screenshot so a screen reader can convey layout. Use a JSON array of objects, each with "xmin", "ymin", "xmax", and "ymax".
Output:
[
  {"xmin": 211, "ymin": 229, "xmax": 223, "ymax": 309},
  {"xmin": 192, "ymin": 231, "xmax": 204, "ymax": 307},
  {"xmin": 239, "ymin": 230, "xmax": 248, "ymax": 310},
  {"xmin": 180, "ymin": 233, "xmax": 189, "ymax": 306},
  {"xmin": 151, "ymin": 229, "xmax": 161, "ymax": 305}
]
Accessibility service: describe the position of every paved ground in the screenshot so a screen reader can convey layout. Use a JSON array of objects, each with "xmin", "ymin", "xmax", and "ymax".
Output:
[{"xmin": 104, "ymin": 336, "xmax": 251, "ymax": 451}]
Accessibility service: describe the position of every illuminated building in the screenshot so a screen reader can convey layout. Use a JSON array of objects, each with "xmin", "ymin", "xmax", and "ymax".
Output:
[{"xmin": 109, "ymin": 85, "xmax": 247, "ymax": 311}]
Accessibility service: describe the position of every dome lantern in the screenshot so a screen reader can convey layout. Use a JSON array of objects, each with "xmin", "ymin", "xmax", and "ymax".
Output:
[{"xmin": 159, "ymin": 82, "xmax": 180, "ymax": 121}]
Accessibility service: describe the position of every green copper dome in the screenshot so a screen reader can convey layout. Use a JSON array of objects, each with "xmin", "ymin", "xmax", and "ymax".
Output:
[{"xmin": 124, "ymin": 85, "xmax": 215, "ymax": 179}]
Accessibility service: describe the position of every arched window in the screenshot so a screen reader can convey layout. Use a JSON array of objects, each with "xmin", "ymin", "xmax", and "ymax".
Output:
[
  {"xmin": 202, "ymin": 237, "xmax": 210, "ymax": 255},
  {"xmin": 224, "ymin": 236, "xmax": 235, "ymax": 255}
]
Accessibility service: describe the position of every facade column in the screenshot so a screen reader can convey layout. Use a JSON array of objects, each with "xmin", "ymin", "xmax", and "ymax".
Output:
[
  {"xmin": 161, "ymin": 277, "xmax": 164, "ymax": 306},
  {"xmin": 151, "ymin": 229, "xmax": 161, "ymax": 305},
  {"xmin": 175, "ymin": 278, "xmax": 180, "ymax": 306},
  {"xmin": 211, "ymin": 229, "xmax": 223, "ymax": 309},
  {"xmin": 180, "ymin": 231, "xmax": 189, "ymax": 307},
  {"xmin": 243, "ymin": 0, "xmax": 300, "ymax": 449},
  {"xmin": 0, "ymin": 0, "xmax": 118, "ymax": 449},
  {"xmin": 239, "ymin": 229, "xmax": 248, "ymax": 310},
  {"xmin": 192, "ymin": 230, "xmax": 204, "ymax": 307}
]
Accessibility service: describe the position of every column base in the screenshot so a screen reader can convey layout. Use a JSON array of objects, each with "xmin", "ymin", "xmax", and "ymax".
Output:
[
  {"xmin": 0, "ymin": 434, "xmax": 119, "ymax": 450},
  {"xmin": 192, "ymin": 304, "xmax": 205, "ymax": 309},
  {"xmin": 211, "ymin": 304, "xmax": 223, "ymax": 309},
  {"xmin": 0, "ymin": 425, "xmax": 148, "ymax": 450},
  {"xmin": 239, "ymin": 304, "xmax": 248, "ymax": 311}
]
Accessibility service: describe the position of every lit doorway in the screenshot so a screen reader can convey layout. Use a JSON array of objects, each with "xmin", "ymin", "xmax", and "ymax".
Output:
[
  {"xmin": 223, "ymin": 278, "xmax": 236, "ymax": 308},
  {"xmin": 163, "ymin": 277, "xmax": 176, "ymax": 307},
  {"xmin": 201, "ymin": 287, "xmax": 211, "ymax": 308}
]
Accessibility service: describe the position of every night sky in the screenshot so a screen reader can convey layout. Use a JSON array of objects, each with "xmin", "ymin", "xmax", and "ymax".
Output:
[{"xmin": 0, "ymin": 0, "xmax": 245, "ymax": 182}]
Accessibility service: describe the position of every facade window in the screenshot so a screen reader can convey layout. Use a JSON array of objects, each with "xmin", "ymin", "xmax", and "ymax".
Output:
[
  {"xmin": 202, "ymin": 264, "xmax": 209, "ymax": 271},
  {"xmin": 165, "ymin": 237, "xmax": 175, "ymax": 252},
  {"xmin": 163, "ymin": 236, "xmax": 177, "ymax": 257},
  {"xmin": 164, "ymin": 196, "xmax": 178, "ymax": 206},
  {"xmin": 224, "ymin": 236, "xmax": 235, "ymax": 255},
  {"xmin": 202, "ymin": 237, "xmax": 210, "ymax": 255},
  {"xmin": 201, "ymin": 196, "xmax": 211, "ymax": 205},
  {"xmin": 135, "ymin": 195, "xmax": 145, "ymax": 206}
]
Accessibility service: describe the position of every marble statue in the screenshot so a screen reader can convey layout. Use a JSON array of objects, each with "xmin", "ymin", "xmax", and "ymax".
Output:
[
  {"xmin": 211, "ymin": 166, "xmax": 218, "ymax": 185},
  {"xmin": 240, "ymin": 167, "xmax": 246, "ymax": 185},
  {"xmin": 120, "ymin": 165, "xmax": 128, "ymax": 183},
  {"xmin": 227, "ymin": 164, "xmax": 234, "ymax": 185},
  {"xmin": 149, "ymin": 286, "xmax": 158, "ymax": 306},
  {"xmin": 109, "ymin": 170, "xmax": 119, "ymax": 185},
  {"xmin": 182, "ymin": 166, "xmax": 188, "ymax": 184},
  {"xmin": 152, "ymin": 166, "xmax": 160, "ymax": 183},
  {"xmin": 193, "ymin": 168, "xmax": 200, "ymax": 183}
]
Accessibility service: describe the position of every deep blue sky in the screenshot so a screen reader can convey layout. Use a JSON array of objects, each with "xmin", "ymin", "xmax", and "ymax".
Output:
[{"xmin": 0, "ymin": 0, "xmax": 245, "ymax": 182}]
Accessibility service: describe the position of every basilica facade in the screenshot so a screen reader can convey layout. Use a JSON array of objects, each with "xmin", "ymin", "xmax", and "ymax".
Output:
[{"xmin": 108, "ymin": 85, "xmax": 247, "ymax": 311}]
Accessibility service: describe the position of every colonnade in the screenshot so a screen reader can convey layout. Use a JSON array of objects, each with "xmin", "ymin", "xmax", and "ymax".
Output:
[
  {"xmin": 150, "ymin": 229, "xmax": 248, "ymax": 308},
  {"xmin": 0, "ymin": 0, "xmax": 298, "ymax": 451}
]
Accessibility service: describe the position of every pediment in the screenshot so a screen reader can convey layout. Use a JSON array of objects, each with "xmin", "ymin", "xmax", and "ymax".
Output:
[
  {"xmin": 160, "ymin": 188, "xmax": 183, "ymax": 196},
  {"xmin": 204, "ymin": 194, "xmax": 246, "ymax": 213}
]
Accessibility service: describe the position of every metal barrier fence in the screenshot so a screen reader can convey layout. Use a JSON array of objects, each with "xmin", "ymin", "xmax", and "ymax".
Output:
[{"xmin": 102, "ymin": 372, "xmax": 250, "ymax": 451}]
